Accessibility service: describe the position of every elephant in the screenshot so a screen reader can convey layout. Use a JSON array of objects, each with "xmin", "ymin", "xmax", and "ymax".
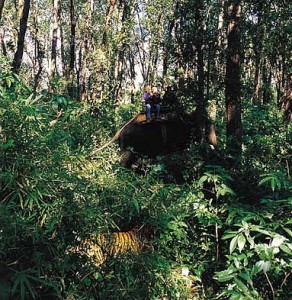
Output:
[{"xmin": 97, "ymin": 112, "xmax": 216, "ymax": 168}]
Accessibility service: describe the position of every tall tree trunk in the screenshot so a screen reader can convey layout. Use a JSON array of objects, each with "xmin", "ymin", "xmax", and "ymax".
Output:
[
  {"xmin": 213, "ymin": 0, "xmax": 225, "ymax": 88},
  {"xmin": 101, "ymin": 0, "xmax": 117, "ymax": 50},
  {"xmin": 0, "ymin": 0, "xmax": 5, "ymax": 22},
  {"xmin": 79, "ymin": 0, "xmax": 93, "ymax": 101},
  {"xmin": 31, "ymin": 3, "xmax": 43, "ymax": 91},
  {"xmin": 149, "ymin": 12, "xmax": 162, "ymax": 83},
  {"xmin": 60, "ymin": 26, "xmax": 65, "ymax": 76},
  {"xmin": 78, "ymin": 0, "xmax": 93, "ymax": 101},
  {"xmin": 50, "ymin": 0, "xmax": 60, "ymax": 79},
  {"xmin": 33, "ymin": 27, "xmax": 43, "ymax": 92},
  {"xmin": 12, "ymin": 0, "xmax": 31, "ymax": 73},
  {"xmin": 281, "ymin": 53, "xmax": 286, "ymax": 90},
  {"xmin": 195, "ymin": 34, "xmax": 206, "ymax": 141},
  {"xmin": 262, "ymin": 60, "xmax": 272, "ymax": 104},
  {"xmin": 114, "ymin": 1, "xmax": 127, "ymax": 105},
  {"xmin": 0, "ymin": 31, "xmax": 6, "ymax": 56},
  {"xmin": 251, "ymin": 1, "xmax": 263, "ymax": 104},
  {"xmin": 136, "ymin": 8, "xmax": 147, "ymax": 81},
  {"xmin": 77, "ymin": 45, "xmax": 81, "ymax": 99},
  {"xmin": 68, "ymin": 0, "xmax": 76, "ymax": 98},
  {"xmin": 79, "ymin": 40, "xmax": 88, "ymax": 101},
  {"xmin": 251, "ymin": 59, "xmax": 261, "ymax": 103},
  {"xmin": 128, "ymin": 50, "xmax": 136, "ymax": 103},
  {"xmin": 225, "ymin": 0, "xmax": 242, "ymax": 155},
  {"xmin": 162, "ymin": 18, "xmax": 175, "ymax": 85},
  {"xmin": 193, "ymin": 0, "xmax": 207, "ymax": 142}
]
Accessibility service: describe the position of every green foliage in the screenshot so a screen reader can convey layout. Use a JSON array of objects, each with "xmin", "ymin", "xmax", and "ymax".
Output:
[
  {"xmin": 216, "ymin": 195, "xmax": 292, "ymax": 300},
  {"xmin": 1, "ymin": 72, "xmax": 291, "ymax": 299}
]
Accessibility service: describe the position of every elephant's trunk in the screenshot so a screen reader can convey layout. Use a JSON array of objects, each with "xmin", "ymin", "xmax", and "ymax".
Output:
[{"xmin": 93, "ymin": 114, "xmax": 139, "ymax": 153}]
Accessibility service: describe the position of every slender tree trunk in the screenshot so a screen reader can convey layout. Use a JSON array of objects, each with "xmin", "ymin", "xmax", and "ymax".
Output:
[
  {"xmin": 276, "ymin": 63, "xmax": 282, "ymax": 103},
  {"xmin": 79, "ymin": 40, "xmax": 88, "ymax": 101},
  {"xmin": 162, "ymin": 19, "xmax": 175, "ymax": 84},
  {"xmin": 31, "ymin": 3, "xmax": 42, "ymax": 91},
  {"xmin": 114, "ymin": 1, "xmax": 127, "ymax": 105},
  {"xmin": 60, "ymin": 26, "xmax": 65, "ymax": 76},
  {"xmin": 0, "ymin": 31, "xmax": 6, "ymax": 56},
  {"xmin": 33, "ymin": 27, "xmax": 43, "ymax": 92},
  {"xmin": 149, "ymin": 12, "xmax": 162, "ymax": 83},
  {"xmin": 214, "ymin": 0, "xmax": 225, "ymax": 86},
  {"xmin": 136, "ymin": 9, "xmax": 147, "ymax": 81},
  {"xmin": 79, "ymin": 0, "xmax": 93, "ymax": 101},
  {"xmin": 0, "ymin": 0, "xmax": 5, "ymax": 22},
  {"xmin": 195, "ymin": 34, "xmax": 206, "ymax": 141},
  {"xmin": 77, "ymin": 45, "xmax": 81, "ymax": 98},
  {"xmin": 225, "ymin": 0, "xmax": 242, "ymax": 155},
  {"xmin": 128, "ymin": 50, "xmax": 136, "ymax": 103},
  {"xmin": 12, "ymin": 0, "xmax": 31, "ymax": 73},
  {"xmin": 101, "ymin": 0, "xmax": 117, "ymax": 50},
  {"xmin": 193, "ymin": 0, "xmax": 207, "ymax": 142},
  {"xmin": 281, "ymin": 53, "xmax": 286, "ymax": 90},
  {"xmin": 262, "ymin": 60, "xmax": 272, "ymax": 104},
  {"xmin": 50, "ymin": 0, "xmax": 60, "ymax": 79},
  {"xmin": 251, "ymin": 1, "xmax": 263, "ymax": 104},
  {"xmin": 251, "ymin": 61, "xmax": 261, "ymax": 103},
  {"xmin": 68, "ymin": 0, "xmax": 76, "ymax": 98}
]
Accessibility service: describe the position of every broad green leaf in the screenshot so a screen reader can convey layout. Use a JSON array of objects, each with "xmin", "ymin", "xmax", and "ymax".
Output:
[
  {"xmin": 239, "ymin": 272, "xmax": 252, "ymax": 284},
  {"xmin": 251, "ymin": 228, "xmax": 271, "ymax": 236},
  {"xmin": 283, "ymin": 227, "xmax": 292, "ymax": 237},
  {"xmin": 271, "ymin": 234, "xmax": 286, "ymax": 247},
  {"xmin": 230, "ymin": 236, "xmax": 239, "ymax": 254},
  {"xmin": 234, "ymin": 277, "xmax": 248, "ymax": 292},
  {"xmin": 198, "ymin": 175, "xmax": 208, "ymax": 186},
  {"xmin": 238, "ymin": 234, "xmax": 246, "ymax": 252},
  {"xmin": 216, "ymin": 273, "xmax": 235, "ymax": 282},
  {"xmin": 279, "ymin": 244, "xmax": 292, "ymax": 255},
  {"xmin": 222, "ymin": 231, "xmax": 238, "ymax": 240}
]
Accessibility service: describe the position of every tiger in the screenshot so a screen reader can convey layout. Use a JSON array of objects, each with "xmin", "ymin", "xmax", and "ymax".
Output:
[{"xmin": 69, "ymin": 226, "xmax": 154, "ymax": 267}]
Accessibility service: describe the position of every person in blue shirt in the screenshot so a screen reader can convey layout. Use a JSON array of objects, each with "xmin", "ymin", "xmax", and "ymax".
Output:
[
  {"xmin": 142, "ymin": 85, "xmax": 152, "ymax": 122},
  {"xmin": 142, "ymin": 85, "xmax": 161, "ymax": 122}
]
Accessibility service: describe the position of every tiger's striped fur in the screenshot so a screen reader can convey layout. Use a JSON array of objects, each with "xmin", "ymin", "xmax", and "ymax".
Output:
[{"xmin": 69, "ymin": 226, "xmax": 153, "ymax": 267}]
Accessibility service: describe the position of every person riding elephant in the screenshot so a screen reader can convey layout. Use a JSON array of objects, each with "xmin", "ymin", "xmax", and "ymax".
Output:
[
  {"xmin": 142, "ymin": 85, "xmax": 161, "ymax": 122},
  {"xmin": 149, "ymin": 86, "xmax": 161, "ymax": 121},
  {"xmin": 142, "ymin": 85, "xmax": 152, "ymax": 122}
]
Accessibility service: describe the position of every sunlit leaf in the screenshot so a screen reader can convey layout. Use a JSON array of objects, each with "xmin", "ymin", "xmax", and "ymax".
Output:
[
  {"xmin": 256, "ymin": 260, "xmax": 271, "ymax": 273},
  {"xmin": 230, "ymin": 236, "xmax": 238, "ymax": 254},
  {"xmin": 271, "ymin": 234, "xmax": 286, "ymax": 247},
  {"xmin": 279, "ymin": 244, "xmax": 292, "ymax": 255},
  {"xmin": 237, "ymin": 234, "xmax": 246, "ymax": 253}
]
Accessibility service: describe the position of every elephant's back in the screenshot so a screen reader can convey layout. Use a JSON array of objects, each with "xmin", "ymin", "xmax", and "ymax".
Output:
[{"xmin": 121, "ymin": 118, "xmax": 190, "ymax": 156}]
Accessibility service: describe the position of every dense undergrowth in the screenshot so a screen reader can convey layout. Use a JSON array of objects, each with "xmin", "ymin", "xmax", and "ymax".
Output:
[{"xmin": 0, "ymin": 73, "xmax": 291, "ymax": 299}]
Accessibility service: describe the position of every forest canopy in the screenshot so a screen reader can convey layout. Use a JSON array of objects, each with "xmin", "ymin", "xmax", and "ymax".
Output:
[{"xmin": 0, "ymin": 0, "xmax": 291, "ymax": 299}]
